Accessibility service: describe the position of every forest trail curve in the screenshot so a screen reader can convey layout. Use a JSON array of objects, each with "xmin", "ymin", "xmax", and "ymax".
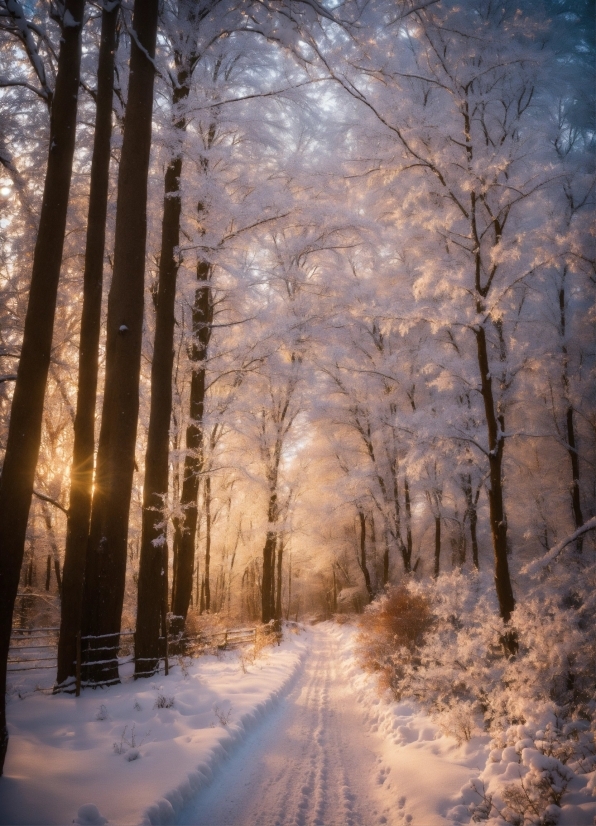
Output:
[{"xmin": 177, "ymin": 624, "xmax": 389, "ymax": 826}]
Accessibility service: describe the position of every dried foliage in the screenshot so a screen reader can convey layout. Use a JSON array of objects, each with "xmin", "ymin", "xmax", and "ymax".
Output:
[{"xmin": 356, "ymin": 586, "xmax": 434, "ymax": 697}]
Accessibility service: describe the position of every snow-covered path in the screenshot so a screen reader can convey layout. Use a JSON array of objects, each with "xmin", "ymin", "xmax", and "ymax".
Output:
[
  {"xmin": 0, "ymin": 622, "xmax": 484, "ymax": 825},
  {"xmin": 178, "ymin": 624, "xmax": 383, "ymax": 826}
]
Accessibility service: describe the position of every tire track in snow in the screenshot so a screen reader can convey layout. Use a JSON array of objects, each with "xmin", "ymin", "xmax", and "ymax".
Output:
[{"xmin": 177, "ymin": 625, "xmax": 383, "ymax": 826}]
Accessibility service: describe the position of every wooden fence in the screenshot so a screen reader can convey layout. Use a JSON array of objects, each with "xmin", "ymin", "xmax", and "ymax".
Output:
[{"xmin": 8, "ymin": 624, "xmax": 260, "ymax": 694}]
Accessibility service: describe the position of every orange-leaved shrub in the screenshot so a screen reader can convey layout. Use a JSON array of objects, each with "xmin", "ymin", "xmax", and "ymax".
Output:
[{"xmin": 356, "ymin": 586, "xmax": 434, "ymax": 698}]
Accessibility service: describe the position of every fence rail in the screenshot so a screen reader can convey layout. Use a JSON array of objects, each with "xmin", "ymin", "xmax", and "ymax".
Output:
[{"xmin": 8, "ymin": 623, "xmax": 261, "ymax": 693}]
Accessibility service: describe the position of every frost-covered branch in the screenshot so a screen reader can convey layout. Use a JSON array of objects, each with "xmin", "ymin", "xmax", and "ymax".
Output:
[{"xmin": 522, "ymin": 516, "xmax": 596, "ymax": 576}]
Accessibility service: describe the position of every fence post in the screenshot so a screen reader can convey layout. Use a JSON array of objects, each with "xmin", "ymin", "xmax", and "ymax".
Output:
[{"xmin": 75, "ymin": 632, "xmax": 81, "ymax": 697}]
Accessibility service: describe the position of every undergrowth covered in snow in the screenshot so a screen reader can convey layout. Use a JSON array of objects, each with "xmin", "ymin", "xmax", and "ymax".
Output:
[{"xmin": 357, "ymin": 554, "xmax": 596, "ymax": 825}]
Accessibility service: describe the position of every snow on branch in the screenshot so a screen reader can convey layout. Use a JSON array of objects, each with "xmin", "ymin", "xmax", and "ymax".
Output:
[
  {"xmin": 32, "ymin": 489, "xmax": 68, "ymax": 515},
  {"xmin": 3, "ymin": 0, "xmax": 53, "ymax": 105},
  {"xmin": 522, "ymin": 516, "xmax": 596, "ymax": 576}
]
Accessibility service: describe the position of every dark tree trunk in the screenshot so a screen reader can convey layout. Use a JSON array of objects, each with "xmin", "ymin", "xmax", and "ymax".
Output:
[
  {"xmin": 261, "ymin": 486, "xmax": 278, "ymax": 624},
  {"xmin": 45, "ymin": 556, "xmax": 51, "ymax": 591},
  {"xmin": 382, "ymin": 533, "xmax": 390, "ymax": 587},
  {"xmin": 358, "ymin": 511, "xmax": 374, "ymax": 602},
  {"xmin": 566, "ymin": 406, "xmax": 583, "ymax": 534},
  {"xmin": 469, "ymin": 500, "xmax": 479, "ymax": 570},
  {"xmin": 204, "ymin": 473, "xmax": 212, "ymax": 612},
  {"xmin": 170, "ymin": 267, "xmax": 212, "ymax": 635},
  {"xmin": 199, "ymin": 577, "xmax": 205, "ymax": 615},
  {"xmin": 404, "ymin": 477, "xmax": 413, "ymax": 567},
  {"xmin": 275, "ymin": 541, "xmax": 283, "ymax": 620},
  {"xmin": 0, "ymin": 0, "xmax": 85, "ymax": 774},
  {"xmin": 390, "ymin": 456, "xmax": 410, "ymax": 573},
  {"xmin": 171, "ymin": 530, "xmax": 179, "ymax": 613},
  {"xmin": 475, "ymin": 325, "xmax": 515, "ymax": 624},
  {"xmin": 41, "ymin": 502, "xmax": 62, "ymax": 598},
  {"xmin": 195, "ymin": 548, "xmax": 200, "ymax": 609},
  {"xmin": 262, "ymin": 534, "xmax": 276, "ymax": 624},
  {"xmin": 433, "ymin": 516, "xmax": 441, "ymax": 579},
  {"xmin": 81, "ymin": 0, "xmax": 159, "ymax": 686},
  {"xmin": 331, "ymin": 564, "xmax": 336, "ymax": 614},
  {"xmin": 462, "ymin": 474, "xmax": 480, "ymax": 570},
  {"xmin": 261, "ymin": 525, "xmax": 277, "ymax": 624},
  {"xmin": 559, "ymin": 283, "xmax": 584, "ymax": 541},
  {"xmin": 56, "ymin": 2, "xmax": 119, "ymax": 690},
  {"xmin": 135, "ymin": 61, "xmax": 191, "ymax": 678}
]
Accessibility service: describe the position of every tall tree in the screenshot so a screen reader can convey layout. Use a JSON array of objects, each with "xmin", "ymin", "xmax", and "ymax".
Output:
[
  {"xmin": 56, "ymin": 0, "xmax": 121, "ymax": 691},
  {"xmin": 256, "ymin": 354, "xmax": 302, "ymax": 624},
  {"xmin": 81, "ymin": 0, "xmax": 159, "ymax": 686},
  {"xmin": 0, "ymin": 0, "xmax": 86, "ymax": 774},
  {"xmin": 170, "ymin": 263, "xmax": 213, "ymax": 636},
  {"xmin": 134, "ymin": 1, "xmax": 198, "ymax": 678}
]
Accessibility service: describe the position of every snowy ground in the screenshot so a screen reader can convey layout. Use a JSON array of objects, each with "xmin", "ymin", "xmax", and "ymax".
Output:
[
  {"xmin": 176, "ymin": 623, "xmax": 481, "ymax": 826},
  {"xmin": 0, "ymin": 629, "xmax": 307, "ymax": 826},
  {"xmin": 0, "ymin": 623, "xmax": 593, "ymax": 825}
]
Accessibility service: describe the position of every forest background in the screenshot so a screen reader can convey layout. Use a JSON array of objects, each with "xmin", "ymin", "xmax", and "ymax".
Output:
[{"xmin": 0, "ymin": 0, "xmax": 594, "ymax": 783}]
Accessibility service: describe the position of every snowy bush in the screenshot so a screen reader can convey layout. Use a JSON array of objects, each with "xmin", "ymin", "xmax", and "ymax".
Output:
[{"xmin": 358, "ymin": 559, "xmax": 596, "ymax": 823}]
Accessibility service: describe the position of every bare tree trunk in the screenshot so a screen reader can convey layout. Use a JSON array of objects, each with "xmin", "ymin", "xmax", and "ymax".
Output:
[
  {"xmin": 41, "ymin": 501, "xmax": 62, "ymax": 597},
  {"xmin": 261, "ymin": 518, "xmax": 277, "ymax": 624},
  {"xmin": 389, "ymin": 454, "xmax": 410, "ymax": 572},
  {"xmin": 382, "ymin": 532, "xmax": 390, "ymax": 587},
  {"xmin": 331, "ymin": 564, "xmax": 337, "ymax": 613},
  {"xmin": 199, "ymin": 577, "xmax": 205, "ymax": 615},
  {"xmin": 57, "ymin": 1, "xmax": 119, "ymax": 690},
  {"xmin": 434, "ymin": 516, "xmax": 441, "ymax": 579},
  {"xmin": 357, "ymin": 511, "xmax": 374, "ymax": 602},
  {"xmin": 170, "ymin": 268, "xmax": 212, "ymax": 635},
  {"xmin": 135, "ymin": 55, "xmax": 191, "ymax": 677},
  {"xmin": 261, "ymin": 485, "xmax": 279, "ymax": 624},
  {"xmin": 204, "ymin": 473, "xmax": 212, "ymax": 612},
  {"xmin": 566, "ymin": 407, "xmax": 583, "ymax": 533},
  {"xmin": 0, "ymin": 0, "xmax": 85, "ymax": 774},
  {"xmin": 195, "ymin": 544, "xmax": 200, "ymax": 609},
  {"xmin": 462, "ymin": 474, "xmax": 480, "ymax": 570},
  {"xmin": 475, "ymin": 325, "xmax": 515, "ymax": 624},
  {"xmin": 404, "ymin": 477, "xmax": 413, "ymax": 568},
  {"xmin": 559, "ymin": 281, "xmax": 584, "ymax": 542},
  {"xmin": 81, "ymin": 0, "xmax": 159, "ymax": 686},
  {"xmin": 275, "ymin": 540, "xmax": 283, "ymax": 620},
  {"xmin": 286, "ymin": 554, "xmax": 292, "ymax": 620}
]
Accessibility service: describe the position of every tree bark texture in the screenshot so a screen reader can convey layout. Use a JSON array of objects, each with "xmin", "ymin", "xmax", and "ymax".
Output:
[
  {"xmin": 203, "ymin": 473, "xmax": 212, "ymax": 612},
  {"xmin": 0, "ymin": 0, "xmax": 85, "ymax": 774},
  {"xmin": 390, "ymin": 455, "xmax": 410, "ymax": 573},
  {"xmin": 261, "ymin": 475, "xmax": 280, "ymax": 625},
  {"xmin": 434, "ymin": 516, "xmax": 441, "ymax": 579},
  {"xmin": 559, "ymin": 283, "xmax": 584, "ymax": 539},
  {"xmin": 135, "ymin": 65, "xmax": 190, "ymax": 677},
  {"xmin": 462, "ymin": 474, "xmax": 480, "ymax": 570},
  {"xmin": 56, "ymin": 2, "xmax": 120, "ymax": 690},
  {"xmin": 170, "ymin": 267, "xmax": 212, "ymax": 635},
  {"xmin": 475, "ymin": 324, "xmax": 515, "ymax": 623},
  {"xmin": 275, "ymin": 540, "xmax": 283, "ymax": 620},
  {"xmin": 81, "ymin": 0, "xmax": 159, "ymax": 686},
  {"xmin": 261, "ymin": 521, "xmax": 277, "ymax": 624},
  {"xmin": 358, "ymin": 511, "xmax": 373, "ymax": 602},
  {"xmin": 404, "ymin": 477, "xmax": 413, "ymax": 568},
  {"xmin": 41, "ymin": 502, "xmax": 62, "ymax": 598}
]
